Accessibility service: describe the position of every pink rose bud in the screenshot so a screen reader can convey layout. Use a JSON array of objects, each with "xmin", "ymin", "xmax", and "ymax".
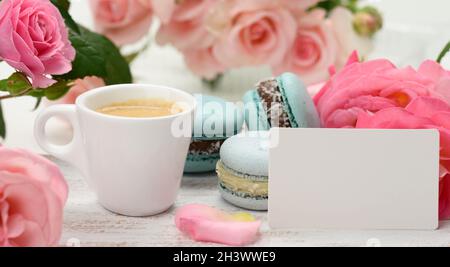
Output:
[
  {"xmin": 353, "ymin": 6, "xmax": 383, "ymax": 37},
  {"xmin": 0, "ymin": 147, "xmax": 68, "ymax": 247},
  {"xmin": 54, "ymin": 76, "xmax": 105, "ymax": 105},
  {"xmin": 0, "ymin": 0, "xmax": 76, "ymax": 88}
]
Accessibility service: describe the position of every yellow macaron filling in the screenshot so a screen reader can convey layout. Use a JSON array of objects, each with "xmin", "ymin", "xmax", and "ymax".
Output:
[
  {"xmin": 230, "ymin": 212, "xmax": 257, "ymax": 222},
  {"xmin": 216, "ymin": 160, "xmax": 268, "ymax": 197}
]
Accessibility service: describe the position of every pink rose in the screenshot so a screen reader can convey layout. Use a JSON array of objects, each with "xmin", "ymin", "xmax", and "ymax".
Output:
[
  {"xmin": 272, "ymin": 9, "xmax": 337, "ymax": 85},
  {"xmin": 90, "ymin": 0, "xmax": 154, "ymax": 46},
  {"xmin": 183, "ymin": 47, "xmax": 225, "ymax": 80},
  {"xmin": 329, "ymin": 7, "xmax": 374, "ymax": 69},
  {"xmin": 0, "ymin": 147, "xmax": 68, "ymax": 246},
  {"xmin": 210, "ymin": 0, "xmax": 297, "ymax": 67},
  {"xmin": 356, "ymin": 97, "xmax": 450, "ymax": 219},
  {"xmin": 0, "ymin": 0, "xmax": 76, "ymax": 88},
  {"xmin": 314, "ymin": 53, "xmax": 450, "ymax": 128},
  {"xmin": 55, "ymin": 76, "xmax": 105, "ymax": 105},
  {"xmin": 156, "ymin": 0, "xmax": 217, "ymax": 51},
  {"xmin": 150, "ymin": 0, "xmax": 176, "ymax": 23}
]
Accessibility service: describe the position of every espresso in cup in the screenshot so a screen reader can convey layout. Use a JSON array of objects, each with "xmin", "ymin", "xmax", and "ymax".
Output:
[
  {"xmin": 96, "ymin": 98, "xmax": 184, "ymax": 118},
  {"xmin": 35, "ymin": 84, "xmax": 196, "ymax": 217}
]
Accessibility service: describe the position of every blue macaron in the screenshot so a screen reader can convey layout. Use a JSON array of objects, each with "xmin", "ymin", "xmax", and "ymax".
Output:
[
  {"xmin": 243, "ymin": 72, "xmax": 320, "ymax": 130},
  {"xmin": 216, "ymin": 132, "xmax": 269, "ymax": 211},
  {"xmin": 184, "ymin": 95, "xmax": 244, "ymax": 173}
]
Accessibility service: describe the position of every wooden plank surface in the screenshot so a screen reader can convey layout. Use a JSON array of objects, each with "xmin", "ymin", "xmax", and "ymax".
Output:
[{"xmin": 53, "ymin": 157, "xmax": 450, "ymax": 247}]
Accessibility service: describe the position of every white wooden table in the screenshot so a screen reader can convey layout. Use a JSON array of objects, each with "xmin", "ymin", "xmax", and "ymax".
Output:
[{"xmin": 55, "ymin": 156, "xmax": 450, "ymax": 247}]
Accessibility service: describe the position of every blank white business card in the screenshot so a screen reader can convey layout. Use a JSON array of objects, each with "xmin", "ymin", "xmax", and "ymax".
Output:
[{"xmin": 269, "ymin": 128, "xmax": 439, "ymax": 230}]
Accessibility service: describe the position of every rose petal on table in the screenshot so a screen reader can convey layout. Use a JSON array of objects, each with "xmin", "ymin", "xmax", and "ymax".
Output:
[{"xmin": 175, "ymin": 204, "xmax": 261, "ymax": 246}]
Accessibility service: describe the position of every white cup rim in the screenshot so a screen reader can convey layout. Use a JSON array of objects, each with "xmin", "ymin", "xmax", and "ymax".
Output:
[{"xmin": 75, "ymin": 84, "xmax": 197, "ymax": 121}]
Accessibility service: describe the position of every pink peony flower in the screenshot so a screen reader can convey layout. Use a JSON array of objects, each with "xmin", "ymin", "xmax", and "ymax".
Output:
[
  {"xmin": 210, "ymin": 0, "xmax": 297, "ymax": 68},
  {"xmin": 329, "ymin": 7, "xmax": 374, "ymax": 69},
  {"xmin": 355, "ymin": 97, "xmax": 450, "ymax": 219},
  {"xmin": 90, "ymin": 0, "xmax": 154, "ymax": 46},
  {"xmin": 0, "ymin": 0, "xmax": 76, "ymax": 88},
  {"xmin": 55, "ymin": 76, "xmax": 105, "ymax": 105},
  {"xmin": 314, "ymin": 53, "xmax": 450, "ymax": 128},
  {"xmin": 156, "ymin": 0, "xmax": 217, "ymax": 51},
  {"xmin": 315, "ymin": 53, "xmax": 450, "ymax": 219},
  {"xmin": 175, "ymin": 204, "xmax": 261, "ymax": 246},
  {"xmin": 0, "ymin": 147, "xmax": 68, "ymax": 246},
  {"xmin": 273, "ymin": 9, "xmax": 337, "ymax": 85}
]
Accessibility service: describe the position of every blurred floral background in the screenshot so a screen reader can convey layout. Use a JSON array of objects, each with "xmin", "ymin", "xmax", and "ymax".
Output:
[
  {"xmin": 84, "ymin": 0, "xmax": 449, "ymax": 99},
  {"xmin": 0, "ymin": 0, "xmax": 449, "ymax": 151}
]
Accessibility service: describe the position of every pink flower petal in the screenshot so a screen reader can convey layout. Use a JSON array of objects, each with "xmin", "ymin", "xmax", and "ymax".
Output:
[
  {"xmin": 6, "ymin": 214, "xmax": 25, "ymax": 239},
  {"xmin": 175, "ymin": 204, "xmax": 261, "ymax": 246},
  {"xmin": 418, "ymin": 60, "xmax": 449, "ymax": 82},
  {"xmin": 406, "ymin": 96, "xmax": 450, "ymax": 118},
  {"xmin": 345, "ymin": 50, "xmax": 360, "ymax": 66},
  {"xmin": 8, "ymin": 220, "xmax": 47, "ymax": 247},
  {"xmin": 356, "ymin": 107, "xmax": 432, "ymax": 129}
]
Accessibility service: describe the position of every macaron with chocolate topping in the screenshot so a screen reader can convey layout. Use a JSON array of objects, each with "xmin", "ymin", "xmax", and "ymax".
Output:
[
  {"xmin": 185, "ymin": 95, "xmax": 244, "ymax": 173},
  {"xmin": 243, "ymin": 72, "xmax": 320, "ymax": 130}
]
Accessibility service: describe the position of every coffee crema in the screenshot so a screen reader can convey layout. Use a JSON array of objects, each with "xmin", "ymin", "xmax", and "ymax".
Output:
[{"xmin": 96, "ymin": 98, "xmax": 183, "ymax": 118}]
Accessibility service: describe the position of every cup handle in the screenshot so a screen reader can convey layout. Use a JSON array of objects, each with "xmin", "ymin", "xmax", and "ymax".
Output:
[{"xmin": 34, "ymin": 105, "xmax": 87, "ymax": 176}]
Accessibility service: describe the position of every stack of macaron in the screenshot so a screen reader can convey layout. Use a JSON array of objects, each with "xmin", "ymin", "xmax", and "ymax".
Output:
[
  {"xmin": 216, "ymin": 73, "xmax": 320, "ymax": 210},
  {"xmin": 184, "ymin": 95, "xmax": 244, "ymax": 173}
]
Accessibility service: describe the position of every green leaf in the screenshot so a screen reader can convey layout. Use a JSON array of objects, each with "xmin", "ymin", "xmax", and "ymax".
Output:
[
  {"xmin": 51, "ymin": 0, "xmax": 79, "ymax": 33},
  {"xmin": 202, "ymin": 74, "xmax": 224, "ymax": 89},
  {"xmin": 44, "ymin": 80, "xmax": 70, "ymax": 100},
  {"xmin": 0, "ymin": 79, "xmax": 7, "ymax": 91},
  {"xmin": 0, "ymin": 102, "xmax": 5, "ymax": 139},
  {"xmin": 313, "ymin": 0, "xmax": 342, "ymax": 12},
  {"xmin": 346, "ymin": 0, "xmax": 358, "ymax": 12},
  {"xmin": 52, "ymin": 0, "xmax": 70, "ymax": 11},
  {"xmin": 437, "ymin": 41, "xmax": 450, "ymax": 64},
  {"xmin": 33, "ymin": 97, "xmax": 43, "ymax": 111},
  {"xmin": 28, "ymin": 89, "xmax": 45, "ymax": 98},
  {"xmin": 124, "ymin": 38, "xmax": 151, "ymax": 64},
  {"xmin": 124, "ymin": 51, "xmax": 141, "ymax": 64},
  {"xmin": 6, "ymin": 72, "xmax": 32, "ymax": 95},
  {"xmin": 59, "ymin": 26, "xmax": 132, "ymax": 85}
]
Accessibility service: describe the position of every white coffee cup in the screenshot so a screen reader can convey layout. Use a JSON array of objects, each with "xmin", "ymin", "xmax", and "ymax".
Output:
[{"xmin": 34, "ymin": 84, "xmax": 196, "ymax": 217}]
